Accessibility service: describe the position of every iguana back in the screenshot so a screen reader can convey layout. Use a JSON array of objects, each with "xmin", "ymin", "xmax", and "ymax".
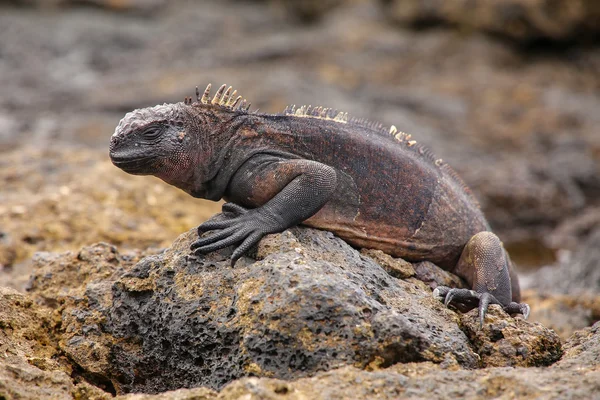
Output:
[{"xmin": 218, "ymin": 110, "xmax": 489, "ymax": 269}]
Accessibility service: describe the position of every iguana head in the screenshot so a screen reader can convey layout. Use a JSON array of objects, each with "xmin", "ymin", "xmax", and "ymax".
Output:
[
  {"xmin": 110, "ymin": 84, "xmax": 252, "ymax": 196},
  {"xmin": 109, "ymin": 103, "xmax": 195, "ymax": 183}
]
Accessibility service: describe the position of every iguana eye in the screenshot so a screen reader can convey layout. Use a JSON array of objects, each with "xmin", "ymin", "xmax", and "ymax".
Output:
[{"xmin": 142, "ymin": 126, "xmax": 162, "ymax": 139}]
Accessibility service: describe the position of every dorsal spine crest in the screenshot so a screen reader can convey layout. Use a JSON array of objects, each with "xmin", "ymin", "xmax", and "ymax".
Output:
[
  {"xmin": 280, "ymin": 101, "xmax": 476, "ymax": 201},
  {"xmin": 190, "ymin": 83, "xmax": 251, "ymax": 112},
  {"xmin": 281, "ymin": 102, "xmax": 453, "ymax": 170}
]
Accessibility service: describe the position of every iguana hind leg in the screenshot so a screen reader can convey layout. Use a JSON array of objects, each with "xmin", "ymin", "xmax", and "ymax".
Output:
[{"xmin": 433, "ymin": 231, "xmax": 530, "ymax": 326}]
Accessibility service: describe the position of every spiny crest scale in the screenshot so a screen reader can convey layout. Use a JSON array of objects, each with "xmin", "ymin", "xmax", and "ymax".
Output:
[
  {"xmin": 113, "ymin": 103, "xmax": 183, "ymax": 137},
  {"xmin": 282, "ymin": 104, "xmax": 418, "ymax": 148},
  {"xmin": 191, "ymin": 83, "xmax": 251, "ymax": 112},
  {"xmin": 280, "ymin": 102, "xmax": 474, "ymax": 199},
  {"xmin": 284, "ymin": 104, "xmax": 349, "ymax": 124}
]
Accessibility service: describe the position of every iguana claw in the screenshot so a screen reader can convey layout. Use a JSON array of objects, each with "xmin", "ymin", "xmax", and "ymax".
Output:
[
  {"xmin": 191, "ymin": 202, "xmax": 286, "ymax": 266},
  {"xmin": 434, "ymin": 285, "xmax": 530, "ymax": 327}
]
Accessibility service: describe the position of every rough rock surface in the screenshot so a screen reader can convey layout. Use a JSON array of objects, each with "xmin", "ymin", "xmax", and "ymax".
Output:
[
  {"xmin": 459, "ymin": 306, "xmax": 562, "ymax": 367},
  {"xmin": 116, "ymin": 320, "xmax": 600, "ymax": 399},
  {"xmin": 381, "ymin": 0, "xmax": 600, "ymax": 42},
  {"xmin": 24, "ymin": 226, "xmax": 564, "ymax": 395},
  {"xmin": 0, "ymin": 287, "xmax": 72, "ymax": 399},
  {"xmin": 0, "ymin": 228, "xmax": 596, "ymax": 399},
  {"xmin": 215, "ymin": 361, "xmax": 600, "ymax": 400},
  {"xmin": 26, "ymin": 227, "xmax": 486, "ymax": 394},
  {"xmin": 0, "ymin": 286, "xmax": 111, "ymax": 400}
]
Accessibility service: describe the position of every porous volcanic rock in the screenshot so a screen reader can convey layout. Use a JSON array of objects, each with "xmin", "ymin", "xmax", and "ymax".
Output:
[
  {"xmin": 24, "ymin": 225, "xmax": 565, "ymax": 395},
  {"xmin": 0, "ymin": 287, "xmax": 111, "ymax": 400},
  {"xmin": 0, "ymin": 284, "xmax": 593, "ymax": 400},
  {"xmin": 459, "ymin": 306, "xmax": 562, "ymax": 367},
  {"xmin": 115, "ymin": 321, "xmax": 600, "ymax": 400},
  {"xmin": 31, "ymin": 227, "xmax": 478, "ymax": 393}
]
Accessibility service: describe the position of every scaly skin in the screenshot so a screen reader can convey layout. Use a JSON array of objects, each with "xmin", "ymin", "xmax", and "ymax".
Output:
[{"xmin": 109, "ymin": 84, "xmax": 530, "ymax": 325}]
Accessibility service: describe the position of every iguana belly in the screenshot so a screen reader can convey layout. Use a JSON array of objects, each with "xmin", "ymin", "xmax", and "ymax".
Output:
[{"xmin": 303, "ymin": 176, "xmax": 489, "ymax": 270}]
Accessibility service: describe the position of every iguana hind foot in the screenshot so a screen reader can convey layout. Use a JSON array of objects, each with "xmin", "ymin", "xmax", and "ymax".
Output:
[
  {"xmin": 433, "ymin": 286, "xmax": 530, "ymax": 327},
  {"xmin": 433, "ymin": 232, "xmax": 530, "ymax": 327}
]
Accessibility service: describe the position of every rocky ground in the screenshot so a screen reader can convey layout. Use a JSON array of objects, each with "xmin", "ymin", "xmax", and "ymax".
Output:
[{"xmin": 0, "ymin": 0, "xmax": 599, "ymax": 398}]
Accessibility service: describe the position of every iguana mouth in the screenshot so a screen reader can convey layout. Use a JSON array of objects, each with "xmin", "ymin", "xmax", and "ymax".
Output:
[{"xmin": 110, "ymin": 154, "xmax": 157, "ymax": 175}]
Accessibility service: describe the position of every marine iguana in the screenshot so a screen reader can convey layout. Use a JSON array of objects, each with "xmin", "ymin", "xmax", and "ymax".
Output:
[{"xmin": 109, "ymin": 83, "xmax": 530, "ymax": 325}]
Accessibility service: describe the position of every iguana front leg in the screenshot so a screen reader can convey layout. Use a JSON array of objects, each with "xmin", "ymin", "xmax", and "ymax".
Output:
[
  {"xmin": 433, "ymin": 231, "xmax": 530, "ymax": 326},
  {"xmin": 191, "ymin": 156, "xmax": 338, "ymax": 265}
]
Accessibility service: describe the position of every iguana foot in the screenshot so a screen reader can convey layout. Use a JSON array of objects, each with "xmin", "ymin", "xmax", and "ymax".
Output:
[
  {"xmin": 433, "ymin": 286, "xmax": 529, "ymax": 327},
  {"xmin": 432, "ymin": 231, "xmax": 530, "ymax": 327},
  {"xmin": 191, "ymin": 202, "xmax": 286, "ymax": 266}
]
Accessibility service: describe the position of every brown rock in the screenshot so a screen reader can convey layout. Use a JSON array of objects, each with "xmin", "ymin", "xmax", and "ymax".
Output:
[
  {"xmin": 215, "ymin": 361, "xmax": 600, "ymax": 399},
  {"xmin": 360, "ymin": 248, "xmax": 415, "ymax": 279},
  {"xmin": 23, "ymin": 225, "xmax": 573, "ymax": 395},
  {"xmin": 522, "ymin": 290, "xmax": 600, "ymax": 340},
  {"xmin": 0, "ymin": 287, "xmax": 73, "ymax": 399},
  {"xmin": 25, "ymin": 242, "xmax": 147, "ymax": 307},
  {"xmin": 381, "ymin": 0, "xmax": 600, "ymax": 42},
  {"xmin": 460, "ymin": 305, "xmax": 563, "ymax": 367}
]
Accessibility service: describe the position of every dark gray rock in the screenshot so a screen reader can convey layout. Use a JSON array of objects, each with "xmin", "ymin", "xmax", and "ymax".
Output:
[
  {"xmin": 57, "ymin": 228, "xmax": 479, "ymax": 394},
  {"xmin": 531, "ymin": 228, "xmax": 600, "ymax": 294}
]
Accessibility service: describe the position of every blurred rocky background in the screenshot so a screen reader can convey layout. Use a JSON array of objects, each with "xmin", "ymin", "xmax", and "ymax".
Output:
[{"xmin": 0, "ymin": 0, "xmax": 599, "ymax": 398}]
